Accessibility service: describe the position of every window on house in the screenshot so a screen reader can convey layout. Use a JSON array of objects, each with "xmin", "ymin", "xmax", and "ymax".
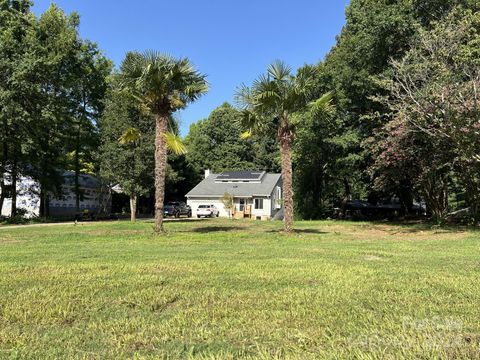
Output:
[
  {"xmin": 275, "ymin": 187, "xmax": 282, "ymax": 209},
  {"xmin": 254, "ymin": 198, "xmax": 263, "ymax": 210}
]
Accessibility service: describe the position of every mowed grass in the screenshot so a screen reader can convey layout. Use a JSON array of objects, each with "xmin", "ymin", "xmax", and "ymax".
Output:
[{"xmin": 0, "ymin": 219, "xmax": 479, "ymax": 359}]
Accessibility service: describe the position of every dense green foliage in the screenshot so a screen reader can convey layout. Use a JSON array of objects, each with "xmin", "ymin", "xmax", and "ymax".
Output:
[
  {"xmin": 1, "ymin": 219, "xmax": 479, "ymax": 358},
  {"xmin": 370, "ymin": 8, "xmax": 480, "ymax": 222},
  {"xmin": 309, "ymin": 0, "xmax": 480, "ymax": 220},
  {"xmin": 0, "ymin": 1, "xmax": 111, "ymax": 217},
  {"xmin": 1, "ymin": 0, "xmax": 479, "ymax": 224},
  {"xmin": 0, "ymin": 3, "xmax": 200, "ymax": 221},
  {"xmin": 186, "ymin": 103, "xmax": 280, "ymax": 176},
  {"xmin": 98, "ymin": 83, "xmax": 155, "ymax": 219},
  {"xmin": 186, "ymin": 103, "xmax": 256, "ymax": 174}
]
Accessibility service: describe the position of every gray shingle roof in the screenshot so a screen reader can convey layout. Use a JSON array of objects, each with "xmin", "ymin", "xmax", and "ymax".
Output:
[
  {"xmin": 186, "ymin": 173, "xmax": 281, "ymax": 198},
  {"xmin": 63, "ymin": 172, "xmax": 101, "ymax": 189}
]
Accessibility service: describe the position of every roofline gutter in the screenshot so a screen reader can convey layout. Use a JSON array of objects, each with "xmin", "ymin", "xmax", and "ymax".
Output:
[{"xmin": 186, "ymin": 194, "xmax": 271, "ymax": 198}]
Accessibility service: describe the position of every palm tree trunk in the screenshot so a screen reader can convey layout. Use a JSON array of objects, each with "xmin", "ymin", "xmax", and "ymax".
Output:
[
  {"xmin": 279, "ymin": 133, "xmax": 294, "ymax": 232},
  {"xmin": 154, "ymin": 113, "xmax": 168, "ymax": 233},
  {"xmin": 130, "ymin": 193, "xmax": 137, "ymax": 222}
]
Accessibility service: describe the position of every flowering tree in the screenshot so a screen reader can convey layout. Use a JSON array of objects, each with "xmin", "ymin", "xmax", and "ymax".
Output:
[{"xmin": 371, "ymin": 8, "xmax": 480, "ymax": 222}]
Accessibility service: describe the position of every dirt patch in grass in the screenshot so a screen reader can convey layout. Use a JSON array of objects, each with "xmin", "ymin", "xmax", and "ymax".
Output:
[
  {"xmin": 0, "ymin": 235, "xmax": 22, "ymax": 245},
  {"xmin": 363, "ymin": 254, "xmax": 386, "ymax": 261},
  {"xmin": 323, "ymin": 223, "xmax": 471, "ymax": 242},
  {"xmin": 83, "ymin": 229, "xmax": 149, "ymax": 237}
]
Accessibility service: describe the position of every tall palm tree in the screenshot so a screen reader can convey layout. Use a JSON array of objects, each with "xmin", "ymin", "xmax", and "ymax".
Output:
[
  {"xmin": 235, "ymin": 61, "xmax": 333, "ymax": 232},
  {"xmin": 119, "ymin": 51, "xmax": 208, "ymax": 233}
]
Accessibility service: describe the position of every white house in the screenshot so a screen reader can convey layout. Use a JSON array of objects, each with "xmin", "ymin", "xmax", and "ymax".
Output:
[
  {"xmin": 0, "ymin": 172, "xmax": 107, "ymax": 218},
  {"xmin": 186, "ymin": 170, "xmax": 282, "ymax": 220},
  {"xmin": 1, "ymin": 175, "xmax": 40, "ymax": 218}
]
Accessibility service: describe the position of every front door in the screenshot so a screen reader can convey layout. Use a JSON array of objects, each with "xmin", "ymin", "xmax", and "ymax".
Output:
[{"xmin": 238, "ymin": 198, "xmax": 246, "ymax": 212}]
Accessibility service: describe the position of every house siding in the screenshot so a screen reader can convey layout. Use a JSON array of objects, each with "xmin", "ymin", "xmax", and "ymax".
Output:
[{"xmin": 250, "ymin": 197, "xmax": 271, "ymax": 219}]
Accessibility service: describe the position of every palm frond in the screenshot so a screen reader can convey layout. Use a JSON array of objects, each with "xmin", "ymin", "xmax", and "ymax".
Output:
[
  {"xmin": 184, "ymin": 83, "xmax": 209, "ymax": 98},
  {"xmin": 240, "ymin": 129, "xmax": 253, "ymax": 139},
  {"xmin": 164, "ymin": 131, "xmax": 187, "ymax": 155},
  {"xmin": 256, "ymin": 90, "xmax": 280, "ymax": 102},
  {"xmin": 118, "ymin": 51, "xmax": 208, "ymax": 113},
  {"xmin": 237, "ymin": 109, "xmax": 258, "ymax": 131},
  {"xmin": 118, "ymin": 127, "xmax": 141, "ymax": 145},
  {"xmin": 234, "ymin": 84, "xmax": 254, "ymax": 110},
  {"xmin": 267, "ymin": 60, "xmax": 292, "ymax": 81},
  {"xmin": 308, "ymin": 91, "xmax": 335, "ymax": 117}
]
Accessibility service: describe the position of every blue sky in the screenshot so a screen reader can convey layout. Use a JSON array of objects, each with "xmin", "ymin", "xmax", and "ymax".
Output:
[{"xmin": 32, "ymin": 1, "xmax": 350, "ymax": 135}]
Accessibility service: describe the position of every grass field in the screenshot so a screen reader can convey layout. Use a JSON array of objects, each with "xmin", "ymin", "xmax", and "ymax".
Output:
[{"xmin": 0, "ymin": 219, "xmax": 479, "ymax": 359}]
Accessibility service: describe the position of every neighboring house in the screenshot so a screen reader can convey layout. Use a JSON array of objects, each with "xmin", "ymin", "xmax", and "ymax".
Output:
[
  {"xmin": 49, "ymin": 172, "xmax": 106, "ymax": 217},
  {"xmin": 1, "ymin": 176, "xmax": 40, "ymax": 218},
  {"xmin": 0, "ymin": 172, "xmax": 107, "ymax": 218},
  {"xmin": 186, "ymin": 170, "xmax": 283, "ymax": 220}
]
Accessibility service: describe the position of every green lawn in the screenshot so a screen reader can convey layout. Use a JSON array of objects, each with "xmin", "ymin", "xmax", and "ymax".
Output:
[{"xmin": 0, "ymin": 219, "xmax": 479, "ymax": 359}]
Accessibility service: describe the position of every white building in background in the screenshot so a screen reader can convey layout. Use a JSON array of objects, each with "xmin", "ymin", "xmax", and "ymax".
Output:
[
  {"xmin": 186, "ymin": 170, "xmax": 283, "ymax": 220},
  {"xmin": 1, "ymin": 175, "xmax": 40, "ymax": 218},
  {"xmin": 0, "ymin": 172, "xmax": 106, "ymax": 218}
]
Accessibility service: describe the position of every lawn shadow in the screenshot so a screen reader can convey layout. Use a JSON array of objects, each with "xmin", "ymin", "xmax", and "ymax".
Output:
[
  {"xmin": 190, "ymin": 226, "xmax": 245, "ymax": 233},
  {"xmin": 294, "ymin": 229, "xmax": 328, "ymax": 234},
  {"xmin": 266, "ymin": 228, "xmax": 328, "ymax": 235},
  {"xmin": 145, "ymin": 218, "xmax": 209, "ymax": 224}
]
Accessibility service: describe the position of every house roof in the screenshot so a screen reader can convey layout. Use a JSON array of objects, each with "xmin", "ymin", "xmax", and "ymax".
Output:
[
  {"xmin": 186, "ymin": 172, "xmax": 281, "ymax": 198},
  {"xmin": 62, "ymin": 172, "xmax": 101, "ymax": 189}
]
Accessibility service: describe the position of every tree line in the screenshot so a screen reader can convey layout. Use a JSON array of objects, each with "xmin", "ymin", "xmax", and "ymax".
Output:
[
  {"xmin": 1, "ymin": 0, "xmax": 479, "ymax": 231},
  {"xmin": 0, "ymin": 1, "xmax": 111, "ymax": 218}
]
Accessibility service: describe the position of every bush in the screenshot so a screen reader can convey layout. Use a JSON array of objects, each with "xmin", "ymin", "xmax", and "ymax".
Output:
[{"xmin": 5, "ymin": 208, "xmax": 31, "ymax": 225}]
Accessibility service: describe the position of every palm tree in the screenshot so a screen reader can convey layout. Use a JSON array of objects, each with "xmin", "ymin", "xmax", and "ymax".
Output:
[
  {"xmin": 235, "ymin": 61, "xmax": 333, "ymax": 232},
  {"xmin": 119, "ymin": 51, "xmax": 208, "ymax": 233},
  {"xmin": 118, "ymin": 125, "xmax": 186, "ymax": 223}
]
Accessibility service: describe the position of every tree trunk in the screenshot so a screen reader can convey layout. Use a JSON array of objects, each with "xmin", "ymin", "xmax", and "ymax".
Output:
[
  {"xmin": 422, "ymin": 173, "xmax": 449, "ymax": 224},
  {"xmin": 43, "ymin": 192, "xmax": 49, "ymax": 219},
  {"xmin": 39, "ymin": 188, "xmax": 44, "ymax": 218},
  {"xmin": 11, "ymin": 158, "xmax": 17, "ymax": 217},
  {"xmin": 130, "ymin": 193, "xmax": 137, "ymax": 222},
  {"xmin": 0, "ymin": 140, "xmax": 7, "ymax": 215},
  {"xmin": 0, "ymin": 180, "xmax": 5, "ymax": 216},
  {"xmin": 278, "ymin": 127, "xmax": 294, "ymax": 232},
  {"xmin": 74, "ymin": 135, "xmax": 80, "ymax": 212},
  {"xmin": 154, "ymin": 113, "xmax": 168, "ymax": 233},
  {"xmin": 39, "ymin": 187, "xmax": 49, "ymax": 219}
]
